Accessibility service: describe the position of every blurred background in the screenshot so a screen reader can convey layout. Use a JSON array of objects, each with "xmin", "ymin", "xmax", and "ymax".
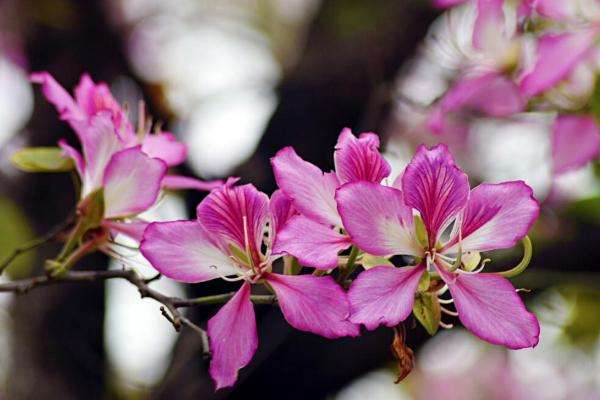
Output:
[{"xmin": 0, "ymin": 0, "xmax": 598, "ymax": 398}]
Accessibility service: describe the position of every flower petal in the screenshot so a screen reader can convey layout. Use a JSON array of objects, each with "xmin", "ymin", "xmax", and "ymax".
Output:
[
  {"xmin": 140, "ymin": 220, "xmax": 239, "ymax": 282},
  {"xmin": 208, "ymin": 283, "xmax": 258, "ymax": 389},
  {"xmin": 444, "ymin": 181, "xmax": 539, "ymax": 253},
  {"xmin": 141, "ymin": 132, "xmax": 188, "ymax": 166},
  {"xmin": 437, "ymin": 267, "xmax": 540, "ymax": 349},
  {"xmin": 30, "ymin": 72, "xmax": 84, "ymax": 123},
  {"xmin": 552, "ymin": 115, "xmax": 600, "ymax": 175},
  {"xmin": 271, "ymin": 215, "xmax": 351, "ymax": 269},
  {"xmin": 520, "ymin": 29, "xmax": 598, "ymax": 97},
  {"xmin": 336, "ymin": 181, "xmax": 420, "ymax": 257},
  {"xmin": 402, "ymin": 144, "xmax": 469, "ymax": 246},
  {"xmin": 58, "ymin": 139, "xmax": 84, "ymax": 176},
  {"xmin": 333, "ymin": 128, "xmax": 391, "ymax": 184},
  {"xmin": 103, "ymin": 219, "xmax": 149, "ymax": 243},
  {"xmin": 473, "ymin": 0, "xmax": 506, "ymax": 51},
  {"xmin": 197, "ymin": 184, "xmax": 269, "ymax": 262},
  {"xmin": 77, "ymin": 114, "xmax": 124, "ymax": 193},
  {"xmin": 161, "ymin": 175, "xmax": 225, "ymax": 192},
  {"xmin": 531, "ymin": 0, "xmax": 577, "ymax": 21},
  {"xmin": 269, "ymin": 189, "xmax": 296, "ymax": 242},
  {"xmin": 348, "ymin": 264, "xmax": 426, "ymax": 330},
  {"xmin": 271, "ymin": 146, "xmax": 342, "ymax": 226},
  {"xmin": 265, "ymin": 273, "xmax": 359, "ymax": 338},
  {"xmin": 103, "ymin": 147, "xmax": 166, "ymax": 218}
]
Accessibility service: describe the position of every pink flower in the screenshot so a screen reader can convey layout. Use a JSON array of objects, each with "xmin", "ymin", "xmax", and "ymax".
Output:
[
  {"xmin": 30, "ymin": 72, "xmax": 227, "ymax": 242},
  {"xmin": 270, "ymin": 128, "xmax": 391, "ymax": 269},
  {"xmin": 30, "ymin": 72, "xmax": 224, "ymax": 195},
  {"xmin": 336, "ymin": 144, "xmax": 541, "ymax": 349},
  {"xmin": 140, "ymin": 184, "xmax": 359, "ymax": 389}
]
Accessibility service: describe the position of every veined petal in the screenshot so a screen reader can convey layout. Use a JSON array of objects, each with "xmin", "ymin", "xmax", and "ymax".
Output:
[
  {"xmin": 78, "ymin": 114, "xmax": 124, "ymax": 193},
  {"xmin": 271, "ymin": 146, "xmax": 342, "ymax": 227},
  {"xmin": 348, "ymin": 264, "xmax": 426, "ymax": 330},
  {"xmin": 103, "ymin": 147, "xmax": 166, "ymax": 218},
  {"xmin": 162, "ymin": 175, "xmax": 224, "ymax": 192},
  {"xmin": 140, "ymin": 220, "xmax": 240, "ymax": 282},
  {"xmin": 444, "ymin": 181, "xmax": 539, "ymax": 253},
  {"xmin": 436, "ymin": 266, "xmax": 540, "ymax": 349},
  {"xmin": 433, "ymin": 72, "xmax": 524, "ymax": 124},
  {"xmin": 552, "ymin": 115, "xmax": 600, "ymax": 175},
  {"xmin": 30, "ymin": 72, "xmax": 84, "ymax": 122},
  {"xmin": 336, "ymin": 182, "xmax": 420, "ymax": 257},
  {"xmin": 520, "ymin": 29, "xmax": 598, "ymax": 97},
  {"xmin": 271, "ymin": 215, "xmax": 351, "ymax": 269},
  {"xmin": 208, "ymin": 283, "xmax": 258, "ymax": 389},
  {"xmin": 73, "ymin": 74, "xmax": 120, "ymax": 117},
  {"xmin": 402, "ymin": 144, "xmax": 469, "ymax": 247},
  {"xmin": 333, "ymin": 128, "xmax": 391, "ymax": 184},
  {"xmin": 103, "ymin": 219, "xmax": 149, "ymax": 243},
  {"xmin": 269, "ymin": 189, "xmax": 296, "ymax": 243},
  {"xmin": 197, "ymin": 184, "xmax": 269, "ymax": 263},
  {"xmin": 58, "ymin": 139, "xmax": 85, "ymax": 177},
  {"xmin": 265, "ymin": 273, "xmax": 359, "ymax": 338},
  {"xmin": 141, "ymin": 132, "xmax": 188, "ymax": 167}
]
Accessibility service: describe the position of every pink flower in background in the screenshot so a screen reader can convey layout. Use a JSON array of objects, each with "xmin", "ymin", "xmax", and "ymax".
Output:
[
  {"xmin": 336, "ymin": 144, "xmax": 540, "ymax": 349},
  {"xmin": 140, "ymin": 184, "xmax": 358, "ymax": 389},
  {"xmin": 270, "ymin": 128, "xmax": 391, "ymax": 269},
  {"xmin": 30, "ymin": 72, "xmax": 223, "ymax": 193}
]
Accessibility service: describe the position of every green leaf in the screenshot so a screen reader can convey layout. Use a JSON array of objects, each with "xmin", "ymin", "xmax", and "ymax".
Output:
[
  {"xmin": 11, "ymin": 147, "xmax": 74, "ymax": 173},
  {"xmin": 0, "ymin": 196, "xmax": 35, "ymax": 279},
  {"xmin": 361, "ymin": 253, "xmax": 393, "ymax": 269},
  {"xmin": 413, "ymin": 293, "xmax": 441, "ymax": 336}
]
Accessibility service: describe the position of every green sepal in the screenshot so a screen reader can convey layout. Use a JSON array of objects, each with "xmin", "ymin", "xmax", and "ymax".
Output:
[
  {"xmin": 11, "ymin": 147, "xmax": 74, "ymax": 173},
  {"xmin": 413, "ymin": 292, "xmax": 441, "ymax": 336},
  {"xmin": 361, "ymin": 253, "xmax": 393, "ymax": 270},
  {"xmin": 417, "ymin": 270, "xmax": 430, "ymax": 292}
]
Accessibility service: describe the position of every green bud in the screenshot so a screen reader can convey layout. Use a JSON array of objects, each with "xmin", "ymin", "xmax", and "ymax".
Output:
[{"xmin": 11, "ymin": 147, "xmax": 74, "ymax": 173}]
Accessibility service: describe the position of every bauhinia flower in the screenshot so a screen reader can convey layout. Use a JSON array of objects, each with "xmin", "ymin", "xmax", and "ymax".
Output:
[
  {"xmin": 140, "ymin": 184, "xmax": 359, "ymax": 389},
  {"xmin": 270, "ymin": 128, "xmax": 391, "ymax": 269},
  {"xmin": 30, "ymin": 72, "xmax": 223, "ymax": 192},
  {"xmin": 336, "ymin": 144, "xmax": 541, "ymax": 349}
]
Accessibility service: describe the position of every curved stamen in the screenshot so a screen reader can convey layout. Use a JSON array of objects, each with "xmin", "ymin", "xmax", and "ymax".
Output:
[
  {"xmin": 438, "ymin": 297, "xmax": 454, "ymax": 304},
  {"xmin": 441, "ymin": 306, "xmax": 458, "ymax": 316},
  {"xmin": 209, "ymin": 265, "xmax": 252, "ymax": 282},
  {"xmin": 496, "ymin": 236, "xmax": 532, "ymax": 278},
  {"xmin": 439, "ymin": 321, "xmax": 454, "ymax": 329}
]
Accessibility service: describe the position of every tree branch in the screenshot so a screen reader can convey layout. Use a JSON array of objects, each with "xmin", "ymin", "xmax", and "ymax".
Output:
[{"xmin": 0, "ymin": 268, "xmax": 277, "ymax": 358}]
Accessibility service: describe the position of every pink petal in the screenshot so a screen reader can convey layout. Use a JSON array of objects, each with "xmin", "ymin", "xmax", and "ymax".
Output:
[
  {"xmin": 348, "ymin": 264, "xmax": 426, "ymax": 330},
  {"xmin": 30, "ymin": 71, "xmax": 84, "ymax": 123},
  {"xmin": 196, "ymin": 184, "xmax": 269, "ymax": 264},
  {"xmin": 272, "ymin": 215, "xmax": 352, "ymax": 270},
  {"xmin": 444, "ymin": 181, "xmax": 539, "ymax": 253},
  {"xmin": 269, "ymin": 189, "xmax": 296, "ymax": 242},
  {"xmin": 208, "ymin": 283, "xmax": 258, "ymax": 389},
  {"xmin": 333, "ymin": 128, "xmax": 391, "ymax": 184},
  {"xmin": 532, "ymin": 0, "xmax": 576, "ymax": 20},
  {"xmin": 473, "ymin": 0, "xmax": 506, "ymax": 50},
  {"xmin": 140, "ymin": 220, "xmax": 240, "ymax": 282},
  {"xmin": 271, "ymin": 146, "xmax": 342, "ymax": 227},
  {"xmin": 141, "ymin": 132, "xmax": 188, "ymax": 166},
  {"xmin": 77, "ymin": 114, "xmax": 124, "ymax": 192},
  {"xmin": 402, "ymin": 144, "xmax": 469, "ymax": 247},
  {"xmin": 102, "ymin": 147, "xmax": 166, "ymax": 218},
  {"xmin": 552, "ymin": 115, "xmax": 600, "ymax": 175},
  {"xmin": 103, "ymin": 219, "xmax": 149, "ymax": 242},
  {"xmin": 162, "ymin": 175, "xmax": 225, "ymax": 192},
  {"xmin": 336, "ymin": 181, "xmax": 421, "ymax": 257},
  {"xmin": 436, "ymin": 266, "xmax": 540, "ymax": 349},
  {"xmin": 265, "ymin": 273, "xmax": 359, "ymax": 338},
  {"xmin": 520, "ymin": 29, "xmax": 598, "ymax": 98},
  {"xmin": 58, "ymin": 139, "xmax": 85, "ymax": 176},
  {"xmin": 433, "ymin": 0, "xmax": 468, "ymax": 7}
]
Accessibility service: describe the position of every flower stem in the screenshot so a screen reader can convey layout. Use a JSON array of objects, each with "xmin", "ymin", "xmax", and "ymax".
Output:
[{"xmin": 338, "ymin": 245, "xmax": 359, "ymax": 283}]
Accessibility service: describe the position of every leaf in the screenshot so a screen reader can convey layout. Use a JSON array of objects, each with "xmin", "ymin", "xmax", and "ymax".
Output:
[
  {"xmin": 361, "ymin": 253, "xmax": 393, "ymax": 269},
  {"xmin": 0, "ymin": 196, "xmax": 35, "ymax": 279},
  {"xmin": 413, "ymin": 293, "xmax": 441, "ymax": 336},
  {"xmin": 11, "ymin": 147, "xmax": 74, "ymax": 173}
]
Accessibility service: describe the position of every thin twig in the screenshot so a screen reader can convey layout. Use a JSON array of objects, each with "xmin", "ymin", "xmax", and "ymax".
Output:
[
  {"xmin": 0, "ymin": 217, "xmax": 73, "ymax": 275},
  {"xmin": 0, "ymin": 268, "xmax": 278, "ymax": 357}
]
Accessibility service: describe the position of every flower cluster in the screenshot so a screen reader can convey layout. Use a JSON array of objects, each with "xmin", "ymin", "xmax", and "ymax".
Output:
[
  {"xmin": 17, "ymin": 72, "xmax": 541, "ymax": 390},
  {"xmin": 394, "ymin": 0, "xmax": 600, "ymax": 198}
]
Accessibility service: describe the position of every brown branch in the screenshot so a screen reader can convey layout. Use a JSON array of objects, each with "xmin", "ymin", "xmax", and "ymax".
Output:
[{"xmin": 0, "ymin": 268, "xmax": 278, "ymax": 358}]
